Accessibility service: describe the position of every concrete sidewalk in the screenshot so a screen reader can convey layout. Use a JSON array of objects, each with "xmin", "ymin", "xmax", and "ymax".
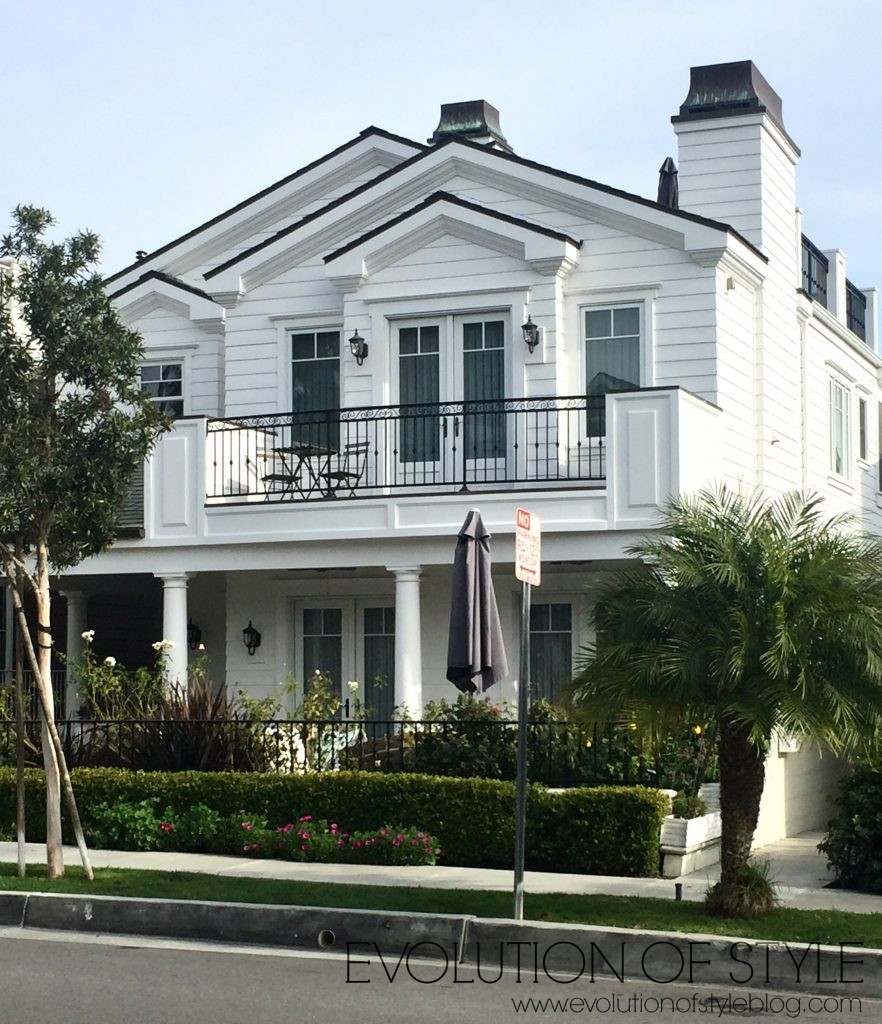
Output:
[{"xmin": 2, "ymin": 830, "xmax": 880, "ymax": 915}]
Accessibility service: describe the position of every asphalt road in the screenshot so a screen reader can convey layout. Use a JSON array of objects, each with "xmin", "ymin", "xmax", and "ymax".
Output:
[{"xmin": 0, "ymin": 928, "xmax": 876, "ymax": 1024}]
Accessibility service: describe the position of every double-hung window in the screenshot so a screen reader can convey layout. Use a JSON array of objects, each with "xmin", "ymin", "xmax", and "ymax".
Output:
[
  {"xmin": 584, "ymin": 305, "xmax": 641, "ymax": 436},
  {"xmin": 141, "ymin": 363, "xmax": 183, "ymax": 417},
  {"xmin": 829, "ymin": 378, "xmax": 852, "ymax": 479}
]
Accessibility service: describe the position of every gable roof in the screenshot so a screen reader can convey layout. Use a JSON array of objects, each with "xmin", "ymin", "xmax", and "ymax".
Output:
[
  {"xmin": 108, "ymin": 269, "xmax": 215, "ymax": 302},
  {"xmin": 204, "ymin": 133, "xmax": 766, "ymax": 281},
  {"xmin": 323, "ymin": 190, "xmax": 582, "ymax": 264},
  {"xmin": 105, "ymin": 127, "xmax": 426, "ymax": 286}
]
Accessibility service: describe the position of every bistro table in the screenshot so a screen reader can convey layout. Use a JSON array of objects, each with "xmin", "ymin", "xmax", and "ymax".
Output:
[{"xmin": 263, "ymin": 443, "xmax": 337, "ymax": 499}]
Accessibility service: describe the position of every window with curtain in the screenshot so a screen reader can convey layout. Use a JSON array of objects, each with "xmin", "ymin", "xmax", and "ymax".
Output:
[
  {"xmin": 399, "ymin": 324, "xmax": 440, "ymax": 463},
  {"xmin": 141, "ymin": 363, "xmax": 184, "ymax": 417},
  {"xmin": 585, "ymin": 306, "xmax": 641, "ymax": 436},
  {"xmin": 463, "ymin": 319, "xmax": 505, "ymax": 460},
  {"xmin": 302, "ymin": 607, "xmax": 343, "ymax": 706},
  {"xmin": 291, "ymin": 331, "xmax": 340, "ymax": 448},
  {"xmin": 363, "ymin": 606, "xmax": 395, "ymax": 720},
  {"xmin": 829, "ymin": 378, "xmax": 851, "ymax": 479},
  {"xmin": 529, "ymin": 602, "xmax": 572, "ymax": 703}
]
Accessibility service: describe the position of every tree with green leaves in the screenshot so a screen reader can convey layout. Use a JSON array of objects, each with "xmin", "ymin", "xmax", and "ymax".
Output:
[
  {"xmin": 570, "ymin": 487, "xmax": 882, "ymax": 916},
  {"xmin": 0, "ymin": 205, "xmax": 168, "ymax": 877}
]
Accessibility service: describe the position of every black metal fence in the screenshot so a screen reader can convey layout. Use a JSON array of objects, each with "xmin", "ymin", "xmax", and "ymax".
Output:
[
  {"xmin": 0, "ymin": 717, "xmax": 660, "ymax": 788},
  {"xmin": 206, "ymin": 395, "xmax": 607, "ymax": 503},
  {"xmin": 801, "ymin": 234, "xmax": 828, "ymax": 306},
  {"xmin": 846, "ymin": 279, "xmax": 867, "ymax": 341}
]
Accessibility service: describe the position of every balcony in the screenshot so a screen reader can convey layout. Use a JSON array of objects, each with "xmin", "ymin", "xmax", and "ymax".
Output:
[
  {"xmin": 846, "ymin": 279, "xmax": 867, "ymax": 341},
  {"xmin": 801, "ymin": 234, "xmax": 828, "ymax": 307},
  {"xmin": 206, "ymin": 396, "xmax": 608, "ymax": 504},
  {"xmin": 116, "ymin": 387, "xmax": 720, "ymax": 553}
]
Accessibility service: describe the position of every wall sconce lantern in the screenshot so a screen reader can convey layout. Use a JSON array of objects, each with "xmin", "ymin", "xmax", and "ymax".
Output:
[
  {"xmin": 187, "ymin": 618, "xmax": 203, "ymax": 651},
  {"xmin": 348, "ymin": 329, "xmax": 368, "ymax": 366},
  {"xmin": 242, "ymin": 620, "xmax": 262, "ymax": 656},
  {"xmin": 521, "ymin": 315, "xmax": 540, "ymax": 354}
]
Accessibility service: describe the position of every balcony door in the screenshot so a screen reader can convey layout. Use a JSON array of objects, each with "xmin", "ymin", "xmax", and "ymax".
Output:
[{"xmin": 393, "ymin": 315, "xmax": 507, "ymax": 488}]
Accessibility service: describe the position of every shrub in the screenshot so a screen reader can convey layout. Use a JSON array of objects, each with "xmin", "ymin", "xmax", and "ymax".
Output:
[
  {"xmin": 86, "ymin": 798, "xmax": 163, "ymax": 851},
  {"xmin": 705, "ymin": 859, "xmax": 779, "ymax": 918},
  {"xmin": 0, "ymin": 768, "xmax": 668, "ymax": 877},
  {"xmin": 819, "ymin": 765, "xmax": 882, "ymax": 893},
  {"xmin": 670, "ymin": 792, "xmax": 707, "ymax": 820}
]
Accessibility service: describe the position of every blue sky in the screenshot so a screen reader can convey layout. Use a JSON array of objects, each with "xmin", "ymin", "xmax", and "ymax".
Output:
[{"xmin": 3, "ymin": 0, "xmax": 880, "ymax": 294}]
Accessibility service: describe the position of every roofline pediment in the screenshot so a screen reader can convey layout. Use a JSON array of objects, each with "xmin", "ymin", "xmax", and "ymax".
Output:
[
  {"xmin": 112, "ymin": 275, "xmax": 226, "ymax": 332},
  {"xmin": 105, "ymin": 129, "xmax": 424, "ymax": 293},
  {"xmin": 205, "ymin": 139, "xmax": 752, "ymax": 297}
]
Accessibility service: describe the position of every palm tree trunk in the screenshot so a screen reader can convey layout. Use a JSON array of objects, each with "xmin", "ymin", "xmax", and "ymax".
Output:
[{"xmin": 713, "ymin": 716, "xmax": 766, "ymax": 914}]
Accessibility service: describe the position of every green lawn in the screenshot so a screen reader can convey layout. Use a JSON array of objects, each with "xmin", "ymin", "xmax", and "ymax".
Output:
[{"xmin": 0, "ymin": 862, "xmax": 877, "ymax": 947}]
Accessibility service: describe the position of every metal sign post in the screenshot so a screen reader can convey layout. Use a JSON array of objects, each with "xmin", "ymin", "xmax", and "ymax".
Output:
[{"xmin": 513, "ymin": 508, "xmax": 540, "ymax": 920}]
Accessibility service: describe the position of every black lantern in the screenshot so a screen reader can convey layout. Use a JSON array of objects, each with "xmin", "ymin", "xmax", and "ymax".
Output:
[
  {"xmin": 187, "ymin": 617, "xmax": 202, "ymax": 651},
  {"xmin": 242, "ymin": 620, "xmax": 261, "ymax": 656},
  {"xmin": 348, "ymin": 329, "xmax": 368, "ymax": 366},
  {"xmin": 521, "ymin": 315, "xmax": 540, "ymax": 354}
]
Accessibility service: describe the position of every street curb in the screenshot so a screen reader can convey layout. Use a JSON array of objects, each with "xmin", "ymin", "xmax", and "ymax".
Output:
[
  {"xmin": 15, "ymin": 891, "xmax": 470, "ymax": 957},
  {"xmin": 466, "ymin": 917, "xmax": 879, "ymax": 998},
  {"xmin": 3, "ymin": 890, "xmax": 881, "ymax": 999}
]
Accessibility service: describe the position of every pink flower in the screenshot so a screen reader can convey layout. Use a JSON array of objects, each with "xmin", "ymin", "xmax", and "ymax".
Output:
[
  {"xmin": 160, "ymin": 823, "xmax": 173, "ymax": 833},
  {"xmin": 392, "ymin": 839, "xmax": 401, "ymax": 847},
  {"xmin": 241, "ymin": 821, "xmax": 253, "ymax": 831},
  {"xmin": 330, "ymin": 823, "xmax": 339, "ymax": 833},
  {"xmin": 300, "ymin": 844, "xmax": 308, "ymax": 851},
  {"xmin": 299, "ymin": 815, "xmax": 312, "ymax": 822},
  {"xmin": 412, "ymin": 839, "xmax": 419, "ymax": 846}
]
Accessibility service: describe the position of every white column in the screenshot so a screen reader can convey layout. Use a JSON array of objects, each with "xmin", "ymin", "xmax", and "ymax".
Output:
[
  {"xmin": 154, "ymin": 573, "xmax": 191, "ymax": 687},
  {"xmin": 823, "ymin": 249, "xmax": 847, "ymax": 324},
  {"xmin": 388, "ymin": 566, "xmax": 422, "ymax": 717},
  {"xmin": 864, "ymin": 287, "xmax": 878, "ymax": 353},
  {"xmin": 59, "ymin": 590, "xmax": 87, "ymax": 716}
]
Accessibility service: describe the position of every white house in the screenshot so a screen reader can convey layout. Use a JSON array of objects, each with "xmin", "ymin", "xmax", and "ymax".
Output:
[{"xmin": 3, "ymin": 61, "xmax": 878, "ymax": 844}]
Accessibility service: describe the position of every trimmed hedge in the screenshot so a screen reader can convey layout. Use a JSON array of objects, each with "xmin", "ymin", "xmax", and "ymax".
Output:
[
  {"xmin": 0, "ymin": 768, "xmax": 668, "ymax": 878},
  {"xmin": 819, "ymin": 765, "xmax": 882, "ymax": 893}
]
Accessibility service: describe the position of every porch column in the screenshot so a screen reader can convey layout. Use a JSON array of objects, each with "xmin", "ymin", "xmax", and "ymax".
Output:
[
  {"xmin": 388, "ymin": 566, "xmax": 422, "ymax": 716},
  {"xmin": 154, "ymin": 572, "xmax": 191, "ymax": 687},
  {"xmin": 59, "ymin": 590, "xmax": 87, "ymax": 717}
]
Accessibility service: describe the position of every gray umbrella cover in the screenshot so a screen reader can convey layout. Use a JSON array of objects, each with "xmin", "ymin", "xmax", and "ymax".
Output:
[{"xmin": 446, "ymin": 509, "xmax": 509, "ymax": 693}]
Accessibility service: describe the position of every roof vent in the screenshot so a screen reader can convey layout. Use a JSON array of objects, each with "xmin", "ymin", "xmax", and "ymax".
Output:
[
  {"xmin": 657, "ymin": 157, "xmax": 678, "ymax": 209},
  {"xmin": 429, "ymin": 100, "xmax": 512, "ymax": 152},
  {"xmin": 671, "ymin": 60, "xmax": 786, "ymax": 133}
]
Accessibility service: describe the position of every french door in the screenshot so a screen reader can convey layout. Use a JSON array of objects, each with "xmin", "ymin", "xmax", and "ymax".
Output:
[
  {"xmin": 295, "ymin": 600, "xmax": 395, "ymax": 720},
  {"xmin": 393, "ymin": 315, "xmax": 507, "ymax": 487}
]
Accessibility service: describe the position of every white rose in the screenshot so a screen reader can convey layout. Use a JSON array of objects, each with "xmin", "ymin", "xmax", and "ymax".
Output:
[
  {"xmin": 347, "ymin": 680, "xmax": 360, "ymax": 694},
  {"xmin": 103, "ymin": 656, "xmax": 117, "ymax": 668},
  {"xmin": 81, "ymin": 630, "xmax": 95, "ymax": 642}
]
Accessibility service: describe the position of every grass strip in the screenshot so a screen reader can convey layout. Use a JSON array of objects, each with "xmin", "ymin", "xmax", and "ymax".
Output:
[{"xmin": 0, "ymin": 862, "xmax": 878, "ymax": 948}]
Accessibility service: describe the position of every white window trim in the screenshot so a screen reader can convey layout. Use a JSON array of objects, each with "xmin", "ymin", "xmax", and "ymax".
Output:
[
  {"xmin": 140, "ymin": 355, "xmax": 188, "ymax": 417},
  {"xmin": 857, "ymin": 391, "xmax": 871, "ymax": 466},
  {"xmin": 273, "ymin": 316, "xmax": 342, "ymax": 414},
  {"xmin": 569, "ymin": 291, "xmax": 656, "ymax": 401},
  {"xmin": 828, "ymin": 374, "xmax": 853, "ymax": 482}
]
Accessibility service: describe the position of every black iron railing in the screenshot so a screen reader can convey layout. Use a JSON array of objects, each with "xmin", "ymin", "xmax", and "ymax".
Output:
[
  {"xmin": 801, "ymin": 234, "xmax": 829, "ymax": 306},
  {"xmin": 0, "ymin": 670, "xmax": 67, "ymax": 720},
  {"xmin": 0, "ymin": 717, "xmax": 662, "ymax": 788},
  {"xmin": 206, "ymin": 395, "xmax": 607, "ymax": 502},
  {"xmin": 846, "ymin": 279, "xmax": 867, "ymax": 342}
]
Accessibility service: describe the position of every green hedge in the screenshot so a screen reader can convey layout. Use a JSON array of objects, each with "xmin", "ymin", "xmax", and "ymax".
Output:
[
  {"xmin": 819, "ymin": 765, "xmax": 882, "ymax": 893},
  {"xmin": 0, "ymin": 768, "xmax": 668, "ymax": 878}
]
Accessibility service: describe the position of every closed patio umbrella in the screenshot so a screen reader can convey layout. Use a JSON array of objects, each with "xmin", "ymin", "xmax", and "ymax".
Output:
[{"xmin": 446, "ymin": 509, "xmax": 509, "ymax": 692}]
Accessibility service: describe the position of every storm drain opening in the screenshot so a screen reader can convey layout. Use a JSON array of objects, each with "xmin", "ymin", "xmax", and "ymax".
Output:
[{"xmin": 317, "ymin": 929, "xmax": 337, "ymax": 948}]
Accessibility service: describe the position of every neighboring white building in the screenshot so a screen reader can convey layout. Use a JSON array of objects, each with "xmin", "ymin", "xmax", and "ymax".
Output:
[{"xmin": 4, "ymin": 61, "xmax": 878, "ymax": 842}]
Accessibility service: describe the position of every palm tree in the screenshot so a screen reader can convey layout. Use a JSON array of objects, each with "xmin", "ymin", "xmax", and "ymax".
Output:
[{"xmin": 570, "ymin": 487, "xmax": 882, "ymax": 916}]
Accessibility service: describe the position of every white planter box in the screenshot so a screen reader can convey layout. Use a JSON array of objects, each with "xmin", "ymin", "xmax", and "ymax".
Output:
[{"xmin": 660, "ymin": 809, "xmax": 722, "ymax": 850}]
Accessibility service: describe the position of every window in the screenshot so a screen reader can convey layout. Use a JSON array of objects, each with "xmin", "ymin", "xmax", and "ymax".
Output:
[
  {"xmin": 584, "ymin": 306, "xmax": 641, "ymax": 435},
  {"xmin": 302, "ymin": 607, "xmax": 343, "ymax": 705},
  {"xmin": 363, "ymin": 607, "xmax": 395, "ymax": 720},
  {"xmin": 529, "ymin": 602, "xmax": 572, "ymax": 703},
  {"xmin": 463, "ymin": 320, "xmax": 505, "ymax": 460},
  {"xmin": 141, "ymin": 363, "xmax": 183, "ymax": 417},
  {"xmin": 399, "ymin": 324, "xmax": 440, "ymax": 462},
  {"xmin": 829, "ymin": 378, "xmax": 852, "ymax": 479},
  {"xmin": 859, "ymin": 397, "xmax": 868, "ymax": 461},
  {"xmin": 291, "ymin": 331, "xmax": 340, "ymax": 447}
]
